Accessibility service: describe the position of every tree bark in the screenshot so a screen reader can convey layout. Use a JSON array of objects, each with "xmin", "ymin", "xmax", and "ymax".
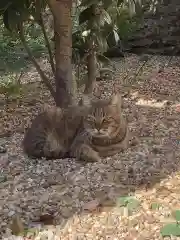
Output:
[
  {"xmin": 84, "ymin": 40, "xmax": 96, "ymax": 94},
  {"xmin": 48, "ymin": 0, "xmax": 73, "ymax": 107}
]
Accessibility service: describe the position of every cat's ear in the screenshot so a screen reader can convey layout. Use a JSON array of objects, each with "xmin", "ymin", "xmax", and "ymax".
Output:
[
  {"xmin": 43, "ymin": 104, "xmax": 62, "ymax": 118},
  {"xmin": 82, "ymin": 94, "xmax": 91, "ymax": 107},
  {"xmin": 110, "ymin": 94, "xmax": 121, "ymax": 106}
]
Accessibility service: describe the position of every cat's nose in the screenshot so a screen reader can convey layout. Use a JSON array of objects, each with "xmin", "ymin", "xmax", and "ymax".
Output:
[{"xmin": 95, "ymin": 123, "xmax": 101, "ymax": 131}]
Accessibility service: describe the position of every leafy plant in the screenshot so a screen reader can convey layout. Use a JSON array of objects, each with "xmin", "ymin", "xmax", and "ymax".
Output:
[
  {"xmin": 0, "ymin": 72, "xmax": 23, "ymax": 104},
  {"xmin": 115, "ymin": 196, "xmax": 140, "ymax": 216},
  {"xmin": 161, "ymin": 223, "xmax": 180, "ymax": 237},
  {"xmin": 150, "ymin": 202, "xmax": 162, "ymax": 210},
  {"xmin": 0, "ymin": 0, "xmax": 148, "ymax": 106},
  {"xmin": 161, "ymin": 210, "xmax": 180, "ymax": 237},
  {"xmin": 173, "ymin": 210, "xmax": 180, "ymax": 222},
  {"xmin": 117, "ymin": 196, "xmax": 140, "ymax": 209},
  {"xmin": 72, "ymin": 0, "xmax": 145, "ymax": 93}
]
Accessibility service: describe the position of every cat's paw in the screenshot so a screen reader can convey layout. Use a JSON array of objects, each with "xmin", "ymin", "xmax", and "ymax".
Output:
[
  {"xmin": 73, "ymin": 144, "xmax": 101, "ymax": 162},
  {"xmin": 81, "ymin": 150, "xmax": 101, "ymax": 162}
]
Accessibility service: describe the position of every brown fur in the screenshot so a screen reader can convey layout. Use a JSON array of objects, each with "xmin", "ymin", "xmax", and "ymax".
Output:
[
  {"xmin": 23, "ymin": 94, "xmax": 129, "ymax": 161},
  {"xmin": 69, "ymin": 94, "xmax": 129, "ymax": 161},
  {"xmin": 22, "ymin": 105, "xmax": 85, "ymax": 159}
]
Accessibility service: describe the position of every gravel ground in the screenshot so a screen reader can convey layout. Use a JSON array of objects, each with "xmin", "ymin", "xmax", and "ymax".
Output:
[{"xmin": 0, "ymin": 54, "xmax": 180, "ymax": 239}]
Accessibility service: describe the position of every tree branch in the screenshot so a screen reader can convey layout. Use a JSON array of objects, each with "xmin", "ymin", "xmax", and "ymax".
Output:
[
  {"xmin": 39, "ymin": 12, "xmax": 55, "ymax": 75},
  {"xmin": 18, "ymin": 26, "xmax": 56, "ymax": 99}
]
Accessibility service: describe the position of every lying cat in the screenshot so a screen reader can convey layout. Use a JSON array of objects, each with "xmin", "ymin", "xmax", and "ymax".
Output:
[
  {"xmin": 23, "ymin": 94, "xmax": 129, "ymax": 161},
  {"xmin": 69, "ymin": 94, "xmax": 129, "ymax": 161},
  {"xmin": 22, "ymin": 104, "xmax": 84, "ymax": 159}
]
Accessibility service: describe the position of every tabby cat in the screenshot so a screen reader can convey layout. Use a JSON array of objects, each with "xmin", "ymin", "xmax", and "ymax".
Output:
[
  {"xmin": 22, "ymin": 94, "xmax": 129, "ymax": 161},
  {"xmin": 69, "ymin": 94, "xmax": 129, "ymax": 161},
  {"xmin": 22, "ymin": 104, "xmax": 85, "ymax": 159}
]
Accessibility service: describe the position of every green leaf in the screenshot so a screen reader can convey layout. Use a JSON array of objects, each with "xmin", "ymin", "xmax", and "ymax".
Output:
[
  {"xmin": 3, "ymin": 4, "xmax": 30, "ymax": 32},
  {"xmin": 161, "ymin": 223, "xmax": 180, "ymax": 237},
  {"xmin": 3, "ymin": 9, "xmax": 20, "ymax": 32},
  {"xmin": 79, "ymin": 6, "xmax": 94, "ymax": 24},
  {"xmin": 116, "ymin": 196, "xmax": 140, "ymax": 211},
  {"xmin": 173, "ymin": 210, "xmax": 180, "ymax": 222},
  {"xmin": 150, "ymin": 202, "xmax": 161, "ymax": 210},
  {"xmin": 80, "ymin": 0, "xmax": 99, "ymax": 7},
  {"xmin": 82, "ymin": 30, "xmax": 91, "ymax": 37},
  {"xmin": 96, "ymin": 9, "xmax": 112, "ymax": 28},
  {"xmin": 101, "ymin": 9, "xmax": 111, "ymax": 25},
  {"xmin": 113, "ymin": 29, "xmax": 120, "ymax": 43},
  {"xmin": 96, "ymin": 35, "xmax": 108, "ymax": 53},
  {"xmin": 127, "ymin": 198, "xmax": 140, "ymax": 211},
  {"xmin": 116, "ymin": 196, "xmax": 130, "ymax": 206}
]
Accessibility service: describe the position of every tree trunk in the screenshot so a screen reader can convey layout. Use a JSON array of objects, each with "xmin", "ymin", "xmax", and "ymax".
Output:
[
  {"xmin": 48, "ymin": 0, "xmax": 73, "ymax": 107},
  {"xmin": 84, "ymin": 41, "xmax": 96, "ymax": 94}
]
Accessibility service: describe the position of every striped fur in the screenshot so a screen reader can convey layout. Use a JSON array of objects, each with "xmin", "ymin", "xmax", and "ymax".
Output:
[
  {"xmin": 23, "ymin": 94, "xmax": 129, "ymax": 161},
  {"xmin": 69, "ymin": 94, "xmax": 129, "ymax": 161}
]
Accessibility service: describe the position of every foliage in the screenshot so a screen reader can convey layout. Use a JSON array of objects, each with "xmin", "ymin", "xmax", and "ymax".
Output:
[
  {"xmin": 150, "ymin": 202, "xmax": 162, "ymax": 210},
  {"xmin": 161, "ymin": 210, "xmax": 180, "ymax": 237},
  {"xmin": 0, "ymin": 17, "xmax": 47, "ymax": 73},
  {"xmin": 161, "ymin": 223, "xmax": 180, "ymax": 237},
  {"xmin": 72, "ymin": 0, "xmax": 143, "ymax": 62},
  {"xmin": 114, "ymin": 196, "xmax": 141, "ymax": 217},
  {"xmin": 72, "ymin": 1, "xmax": 119, "ymax": 64},
  {"xmin": 0, "ymin": 14, "xmax": 49, "ymax": 101},
  {"xmin": 173, "ymin": 210, "xmax": 180, "ymax": 222},
  {"xmin": 0, "ymin": 0, "xmax": 56, "ymax": 100},
  {"xmin": 0, "ymin": 0, "xmax": 146, "ymax": 101},
  {"xmin": 0, "ymin": 72, "xmax": 22, "ymax": 103},
  {"xmin": 116, "ymin": 196, "xmax": 140, "ymax": 211},
  {"xmin": 72, "ymin": 0, "xmax": 145, "ymax": 87},
  {"xmin": 115, "ymin": 7, "xmax": 142, "ymax": 41}
]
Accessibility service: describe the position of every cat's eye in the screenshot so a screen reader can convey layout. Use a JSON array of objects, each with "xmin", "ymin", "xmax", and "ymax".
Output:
[
  {"xmin": 102, "ymin": 119, "xmax": 108, "ymax": 123},
  {"xmin": 102, "ymin": 117, "xmax": 112, "ymax": 124}
]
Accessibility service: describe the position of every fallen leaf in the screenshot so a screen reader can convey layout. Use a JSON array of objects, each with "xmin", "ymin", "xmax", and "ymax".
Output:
[
  {"xmin": 161, "ymin": 223, "xmax": 180, "ymax": 237},
  {"xmin": 172, "ymin": 210, "xmax": 180, "ymax": 222},
  {"xmin": 10, "ymin": 214, "xmax": 24, "ymax": 235}
]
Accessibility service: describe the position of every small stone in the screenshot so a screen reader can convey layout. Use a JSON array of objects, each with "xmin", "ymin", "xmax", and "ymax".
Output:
[
  {"xmin": 130, "ymin": 136, "xmax": 140, "ymax": 146},
  {"xmin": 0, "ymin": 174, "xmax": 7, "ymax": 183},
  {"xmin": 8, "ymin": 211, "xmax": 15, "ymax": 217},
  {"xmin": 152, "ymin": 146, "xmax": 163, "ymax": 154},
  {"xmin": 61, "ymin": 207, "xmax": 72, "ymax": 218},
  {"xmin": 0, "ymin": 145, "xmax": 7, "ymax": 154},
  {"xmin": 83, "ymin": 199, "xmax": 100, "ymax": 212}
]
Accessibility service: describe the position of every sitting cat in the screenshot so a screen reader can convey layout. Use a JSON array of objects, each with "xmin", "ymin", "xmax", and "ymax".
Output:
[{"xmin": 23, "ymin": 94, "xmax": 129, "ymax": 161}]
